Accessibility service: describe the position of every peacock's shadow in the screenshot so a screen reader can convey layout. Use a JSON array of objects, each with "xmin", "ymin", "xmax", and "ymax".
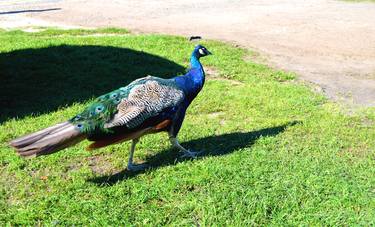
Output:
[
  {"xmin": 0, "ymin": 45, "xmax": 185, "ymax": 123},
  {"xmin": 89, "ymin": 122, "xmax": 298, "ymax": 186}
]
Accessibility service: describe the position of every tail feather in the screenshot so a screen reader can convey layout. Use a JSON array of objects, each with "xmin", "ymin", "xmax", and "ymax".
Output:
[
  {"xmin": 9, "ymin": 121, "xmax": 86, "ymax": 157},
  {"xmin": 10, "ymin": 122, "xmax": 70, "ymax": 148}
]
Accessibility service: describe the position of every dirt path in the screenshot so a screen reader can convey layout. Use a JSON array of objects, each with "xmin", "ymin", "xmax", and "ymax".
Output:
[{"xmin": 1, "ymin": 0, "xmax": 375, "ymax": 106}]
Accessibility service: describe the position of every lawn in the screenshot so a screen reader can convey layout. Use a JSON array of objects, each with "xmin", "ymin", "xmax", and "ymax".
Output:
[
  {"xmin": 344, "ymin": 0, "xmax": 375, "ymax": 2},
  {"xmin": 0, "ymin": 28, "xmax": 374, "ymax": 225}
]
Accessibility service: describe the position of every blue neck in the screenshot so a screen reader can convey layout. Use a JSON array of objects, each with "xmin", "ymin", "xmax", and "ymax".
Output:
[
  {"xmin": 189, "ymin": 53, "xmax": 205, "ymax": 90},
  {"xmin": 190, "ymin": 53, "xmax": 202, "ymax": 69},
  {"xmin": 174, "ymin": 52, "xmax": 205, "ymax": 101}
]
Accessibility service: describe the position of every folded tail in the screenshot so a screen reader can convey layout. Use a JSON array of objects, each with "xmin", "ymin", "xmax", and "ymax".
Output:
[{"xmin": 9, "ymin": 121, "xmax": 85, "ymax": 157}]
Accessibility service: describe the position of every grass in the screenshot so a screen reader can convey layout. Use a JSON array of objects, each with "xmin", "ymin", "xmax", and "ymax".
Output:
[
  {"xmin": 0, "ymin": 28, "xmax": 374, "ymax": 225},
  {"xmin": 343, "ymin": 0, "xmax": 375, "ymax": 2}
]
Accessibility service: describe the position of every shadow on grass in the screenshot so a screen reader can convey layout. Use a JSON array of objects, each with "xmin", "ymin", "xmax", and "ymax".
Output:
[
  {"xmin": 0, "ymin": 45, "xmax": 185, "ymax": 123},
  {"xmin": 90, "ymin": 122, "xmax": 298, "ymax": 186}
]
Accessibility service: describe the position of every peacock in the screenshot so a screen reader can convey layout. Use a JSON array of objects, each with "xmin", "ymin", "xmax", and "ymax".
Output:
[{"xmin": 9, "ymin": 45, "xmax": 212, "ymax": 171}]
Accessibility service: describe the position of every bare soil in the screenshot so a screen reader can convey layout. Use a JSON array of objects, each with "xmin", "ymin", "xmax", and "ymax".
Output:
[{"xmin": 1, "ymin": 0, "xmax": 375, "ymax": 106}]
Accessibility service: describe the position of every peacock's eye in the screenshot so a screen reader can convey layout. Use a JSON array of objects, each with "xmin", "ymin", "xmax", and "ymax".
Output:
[
  {"xmin": 95, "ymin": 105, "xmax": 104, "ymax": 113},
  {"xmin": 114, "ymin": 97, "xmax": 121, "ymax": 104}
]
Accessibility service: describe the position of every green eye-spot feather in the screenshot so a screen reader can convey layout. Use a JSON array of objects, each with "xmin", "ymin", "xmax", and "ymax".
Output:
[
  {"xmin": 70, "ymin": 97, "xmax": 119, "ymax": 134},
  {"xmin": 110, "ymin": 93, "xmax": 118, "ymax": 98}
]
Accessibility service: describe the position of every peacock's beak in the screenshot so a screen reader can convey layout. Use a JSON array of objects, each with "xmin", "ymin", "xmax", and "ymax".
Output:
[{"xmin": 206, "ymin": 50, "xmax": 213, "ymax": 55}]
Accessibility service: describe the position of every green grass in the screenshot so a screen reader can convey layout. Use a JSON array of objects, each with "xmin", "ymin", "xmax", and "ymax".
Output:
[
  {"xmin": 343, "ymin": 0, "xmax": 375, "ymax": 2},
  {"xmin": 0, "ymin": 28, "xmax": 374, "ymax": 225}
]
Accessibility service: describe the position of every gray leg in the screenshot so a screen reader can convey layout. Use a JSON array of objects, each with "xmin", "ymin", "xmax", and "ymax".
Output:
[
  {"xmin": 127, "ymin": 138, "xmax": 148, "ymax": 171},
  {"xmin": 169, "ymin": 136, "xmax": 202, "ymax": 158}
]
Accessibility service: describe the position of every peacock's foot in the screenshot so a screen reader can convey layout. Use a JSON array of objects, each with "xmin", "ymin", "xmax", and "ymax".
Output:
[
  {"xmin": 127, "ymin": 163, "xmax": 148, "ymax": 172},
  {"xmin": 180, "ymin": 149, "xmax": 203, "ymax": 159}
]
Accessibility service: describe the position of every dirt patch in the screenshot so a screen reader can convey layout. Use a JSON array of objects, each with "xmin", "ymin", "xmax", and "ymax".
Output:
[
  {"xmin": 207, "ymin": 111, "xmax": 225, "ymax": 118},
  {"xmin": 1, "ymin": 0, "xmax": 375, "ymax": 106},
  {"xmin": 205, "ymin": 67, "xmax": 244, "ymax": 85},
  {"xmin": 87, "ymin": 155, "xmax": 116, "ymax": 175}
]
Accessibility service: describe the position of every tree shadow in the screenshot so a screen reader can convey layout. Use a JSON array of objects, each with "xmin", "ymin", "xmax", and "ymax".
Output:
[
  {"xmin": 90, "ymin": 122, "xmax": 298, "ymax": 186},
  {"xmin": 0, "ymin": 45, "xmax": 185, "ymax": 123},
  {"xmin": 0, "ymin": 8, "xmax": 61, "ymax": 15}
]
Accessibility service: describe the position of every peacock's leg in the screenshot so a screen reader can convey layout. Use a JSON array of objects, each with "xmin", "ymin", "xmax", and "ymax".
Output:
[
  {"xmin": 169, "ymin": 136, "xmax": 202, "ymax": 158},
  {"xmin": 127, "ymin": 138, "xmax": 148, "ymax": 171}
]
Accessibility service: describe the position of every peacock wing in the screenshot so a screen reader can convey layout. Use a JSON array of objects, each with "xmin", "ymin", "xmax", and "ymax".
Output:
[
  {"xmin": 69, "ymin": 76, "xmax": 156, "ymax": 133},
  {"xmin": 103, "ymin": 79, "xmax": 185, "ymax": 129}
]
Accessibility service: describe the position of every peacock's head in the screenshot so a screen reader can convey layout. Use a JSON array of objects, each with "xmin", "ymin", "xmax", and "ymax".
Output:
[{"xmin": 193, "ymin": 45, "xmax": 212, "ymax": 58}]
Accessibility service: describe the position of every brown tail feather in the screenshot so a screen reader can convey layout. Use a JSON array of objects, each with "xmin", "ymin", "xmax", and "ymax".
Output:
[
  {"xmin": 10, "ymin": 122, "xmax": 71, "ymax": 149},
  {"xmin": 9, "ymin": 121, "xmax": 86, "ymax": 157}
]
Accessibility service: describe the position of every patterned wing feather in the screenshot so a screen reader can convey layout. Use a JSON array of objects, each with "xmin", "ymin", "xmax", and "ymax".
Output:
[{"xmin": 104, "ymin": 80, "xmax": 184, "ymax": 129}]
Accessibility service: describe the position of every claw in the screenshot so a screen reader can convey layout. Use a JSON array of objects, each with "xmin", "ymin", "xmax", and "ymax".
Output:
[
  {"xmin": 180, "ymin": 149, "xmax": 202, "ymax": 158},
  {"xmin": 127, "ymin": 163, "xmax": 148, "ymax": 172}
]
